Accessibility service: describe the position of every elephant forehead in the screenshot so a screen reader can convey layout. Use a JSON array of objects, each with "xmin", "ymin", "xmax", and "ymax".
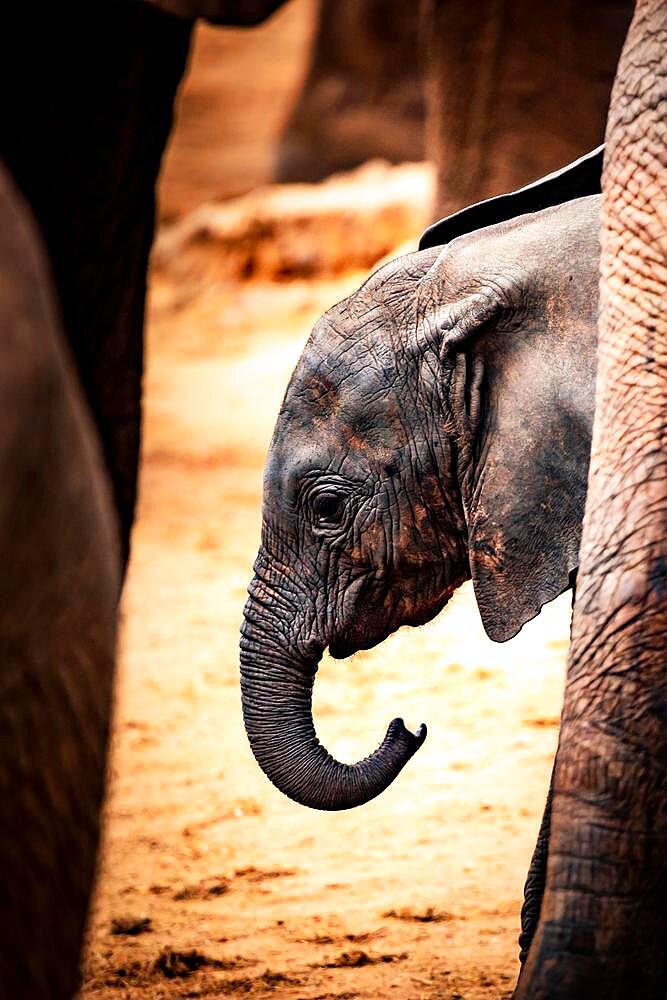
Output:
[
  {"xmin": 266, "ymin": 388, "xmax": 413, "ymax": 506},
  {"xmin": 284, "ymin": 341, "xmax": 405, "ymax": 423},
  {"xmin": 274, "ymin": 384, "xmax": 409, "ymax": 457}
]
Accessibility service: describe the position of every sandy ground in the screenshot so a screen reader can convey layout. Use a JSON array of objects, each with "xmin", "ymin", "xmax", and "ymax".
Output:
[{"xmin": 80, "ymin": 244, "xmax": 570, "ymax": 999}]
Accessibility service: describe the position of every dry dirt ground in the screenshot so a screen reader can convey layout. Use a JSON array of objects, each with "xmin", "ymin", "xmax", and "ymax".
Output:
[{"xmin": 80, "ymin": 228, "xmax": 570, "ymax": 999}]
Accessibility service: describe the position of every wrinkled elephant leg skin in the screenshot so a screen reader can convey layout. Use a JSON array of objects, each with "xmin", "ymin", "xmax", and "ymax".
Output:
[
  {"xmin": 515, "ymin": 731, "xmax": 667, "ymax": 999},
  {"xmin": 0, "ymin": 169, "xmax": 120, "ymax": 997},
  {"xmin": 0, "ymin": 4, "xmax": 192, "ymax": 566},
  {"xmin": 516, "ymin": 1, "xmax": 667, "ymax": 994}
]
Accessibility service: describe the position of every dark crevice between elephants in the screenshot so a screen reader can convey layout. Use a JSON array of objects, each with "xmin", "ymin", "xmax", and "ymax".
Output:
[
  {"xmin": 518, "ymin": 571, "xmax": 574, "ymax": 968},
  {"xmin": 0, "ymin": 3, "xmax": 193, "ymax": 569},
  {"xmin": 518, "ymin": 773, "xmax": 554, "ymax": 966}
]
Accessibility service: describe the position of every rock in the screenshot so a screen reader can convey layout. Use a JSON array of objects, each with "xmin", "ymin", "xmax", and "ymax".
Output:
[{"xmin": 110, "ymin": 915, "xmax": 152, "ymax": 936}]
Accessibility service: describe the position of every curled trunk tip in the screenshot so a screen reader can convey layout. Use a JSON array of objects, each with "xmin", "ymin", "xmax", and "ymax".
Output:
[{"xmin": 240, "ymin": 597, "xmax": 427, "ymax": 811}]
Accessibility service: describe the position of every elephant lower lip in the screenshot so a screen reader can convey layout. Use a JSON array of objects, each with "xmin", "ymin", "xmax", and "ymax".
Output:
[
  {"xmin": 328, "ymin": 639, "xmax": 356, "ymax": 659},
  {"xmin": 329, "ymin": 632, "xmax": 389, "ymax": 659},
  {"xmin": 328, "ymin": 583, "xmax": 465, "ymax": 660}
]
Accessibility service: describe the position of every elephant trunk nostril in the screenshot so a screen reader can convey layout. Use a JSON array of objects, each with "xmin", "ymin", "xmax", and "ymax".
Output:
[{"xmin": 386, "ymin": 718, "xmax": 428, "ymax": 754}]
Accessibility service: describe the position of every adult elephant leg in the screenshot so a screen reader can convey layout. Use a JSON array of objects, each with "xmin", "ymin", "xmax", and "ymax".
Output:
[
  {"xmin": 0, "ymin": 167, "xmax": 119, "ymax": 998},
  {"xmin": 515, "ymin": 2, "xmax": 667, "ymax": 997},
  {"xmin": 274, "ymin": 0, "xmax": 424, "ymax": 182},
  {"xmin": 422, "ymin": 0, "xmax": 633, "ymax": 216},
  {"xmin": 0, "ymin": 4, "xmax": 192, "ymax": 567}
]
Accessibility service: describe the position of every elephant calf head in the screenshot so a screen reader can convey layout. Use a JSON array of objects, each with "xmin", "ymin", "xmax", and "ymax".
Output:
[{"xmin": 241, "ymin": 194, "xmax": 601, "ymax": 811}]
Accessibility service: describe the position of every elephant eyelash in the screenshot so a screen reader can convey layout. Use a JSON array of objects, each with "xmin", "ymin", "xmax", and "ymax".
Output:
[{"xmin": 297, "ymin": 477, "xmax": 360, "ymax": 538}]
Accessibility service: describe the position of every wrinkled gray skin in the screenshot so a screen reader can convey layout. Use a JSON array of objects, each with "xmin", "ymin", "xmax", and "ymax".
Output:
[
  {"xmin": 516, "ymin": 2, "xmax": 667, "ymax": 996},
  {"xmin": 241, "ymin": 194, "xmax": 600, "ymax": 812}
]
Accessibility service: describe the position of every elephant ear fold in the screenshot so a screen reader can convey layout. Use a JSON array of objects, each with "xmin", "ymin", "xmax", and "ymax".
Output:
[{"xmin": 460, "ymin": 363, "xmax": 588, "ymax": 644}]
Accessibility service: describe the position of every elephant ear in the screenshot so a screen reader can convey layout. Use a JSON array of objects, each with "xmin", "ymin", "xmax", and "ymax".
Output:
[
  {"xmin": 420, "ymin": 146, "xmax": 603, "ymax": 250},
  {"xmin": 443, "ymin": 301, "xmax": 590, "ymax": 643}
]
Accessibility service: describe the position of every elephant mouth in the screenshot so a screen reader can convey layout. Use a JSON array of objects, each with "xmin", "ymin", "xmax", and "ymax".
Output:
[
  {"xmin": 329, "ymin": 635, "xmax": 379, "ymax": 659},
  {"xmin": 328, "ymin": 576, "xmax": 466, "ymax": 661}
]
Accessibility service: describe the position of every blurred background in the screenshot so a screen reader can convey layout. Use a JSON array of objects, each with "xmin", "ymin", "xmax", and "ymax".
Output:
[{"xmin": 82, "ymin": 3, "xmax": 631, "ymax": 997}]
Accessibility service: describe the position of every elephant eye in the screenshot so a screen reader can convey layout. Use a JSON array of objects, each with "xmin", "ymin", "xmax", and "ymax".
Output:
[{"xmin": 312, "ymin": 492, "xmax": 346, "ymax": 526}]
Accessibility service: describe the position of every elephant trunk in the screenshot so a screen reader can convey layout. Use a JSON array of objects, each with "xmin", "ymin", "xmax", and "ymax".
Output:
[{"xmin": 240, "ymin": 586, "xmax": 426, "ymax": 811}]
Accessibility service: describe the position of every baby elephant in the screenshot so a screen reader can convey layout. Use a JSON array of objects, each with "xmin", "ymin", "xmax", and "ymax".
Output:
[{"xmin": 241, "ymin": 193, "xmax": 600, "ymax": 811}]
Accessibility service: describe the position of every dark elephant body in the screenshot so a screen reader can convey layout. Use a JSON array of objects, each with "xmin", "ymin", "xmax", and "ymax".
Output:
[
  {"xmin": 0, "ymin": 0, "xmax": 288, "ymax": 567},
  {"xmin": 241, "ymin": 193, "xmax": 601, "ymax": 810},
  {"xmin": 423, "ymin": 0, "xmax": 633, "ymax": 216},
  {"xmin": 0, "ymin": 166, "xmax": 119, "ymax": 999},
  {"xmin": 274, "ymin": 0, "xmax": 425, "ymax": 183},
  {"xmin": 0, "ymin": 4, "xmax": 192, "ymax": 566},
  {"xmin": 275, "ymin": 0, "xmax": 630, "ymax": 203}
]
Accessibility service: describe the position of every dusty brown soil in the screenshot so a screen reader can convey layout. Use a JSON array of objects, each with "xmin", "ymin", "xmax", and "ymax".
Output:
[
  {"xmin": 80, "ymin": 224, "xmax": 570, "ymax": 998},
  {"xmin": 154, "ymin": 161, "xmax": 435, "ymax": 284}
]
